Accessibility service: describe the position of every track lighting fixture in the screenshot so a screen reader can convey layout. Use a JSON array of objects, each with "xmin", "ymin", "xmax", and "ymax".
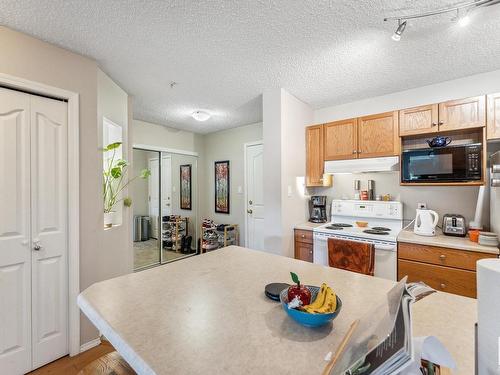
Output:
[
  {"xmin": 391, "ymin": 20, "xmax": 407, "ymax": 41},
  {"xmin": 384, "ymin": 0, "xmax": 500, "ymax": 40}
]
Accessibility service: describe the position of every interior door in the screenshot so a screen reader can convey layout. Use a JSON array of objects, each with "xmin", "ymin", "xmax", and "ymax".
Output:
[
  {"xmin": 148, "ymin": 158, "xmax": 159, "ymax": 239},
  {"xmin": 0, "ymin": 88, "xmax": 32, "ymax": 374},
  {"xmin": 323, "ymin": 119, "xmax": 358, "ymax": 160},
  {"xmin": 245, "ymin": 143, "xmax": 264, "ymax": 250},
  {"xmin": 161, "ymin": 155, "xmax": 172, "ymax": 216},
  {"xmin": 30, "ymin": 95, "xmax": 69, "ymax": 368}
]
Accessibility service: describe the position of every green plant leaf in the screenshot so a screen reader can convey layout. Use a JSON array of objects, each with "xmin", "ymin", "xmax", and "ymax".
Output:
[
  {"xmin": 110, "ymin": 166, "xmax": 122, "ymax": 178},
  {"xmin": 104, "ymin": 142, "xmax": 122, "ymax": 151},
  {"xmin": 123, "ymin": 197, "xmax": 132, "ymax": 207},
  {"xmin": 290, "ymin": 272, "xmax": 299, "ymax": 284},
  {"xmin": 116, "ymin": 159, "xmax": 128, "ymax": 167},
  {"xmin": 140, "ymin": 169, "xmax": 151, "ymax": 178}
]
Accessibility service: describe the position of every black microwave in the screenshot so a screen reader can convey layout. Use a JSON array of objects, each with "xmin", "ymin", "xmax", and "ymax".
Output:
[{"xmin": 401, "ymin": 143, "xmax": 482, "ymax": 183}]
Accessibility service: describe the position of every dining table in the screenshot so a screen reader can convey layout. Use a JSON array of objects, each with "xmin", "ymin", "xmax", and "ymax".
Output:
[{"xmin": 78, "ymin": 246, "xmax": 476, "ymax": 374}]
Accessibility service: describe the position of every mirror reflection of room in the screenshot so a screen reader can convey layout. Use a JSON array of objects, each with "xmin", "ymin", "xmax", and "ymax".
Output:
[
  {"xmin": 132, "ymin": 148, "xmax": 161, "ymax": 269},
  {"xmin": 132, "ymin": 148, "xmax": 198, "ymax": 270}
]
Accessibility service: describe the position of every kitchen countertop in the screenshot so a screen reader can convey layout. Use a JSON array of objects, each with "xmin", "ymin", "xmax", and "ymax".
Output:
[
  {"xmin": 294, "ymin": 221, "xmax": 324, "ymax": 230},
  {"xmin": 78, "ymin": 246, "xmax": 476, "ymax": 375},
  {"xmin": 398, "ymin": 229, "xmax": 500, "ymax": 255}
]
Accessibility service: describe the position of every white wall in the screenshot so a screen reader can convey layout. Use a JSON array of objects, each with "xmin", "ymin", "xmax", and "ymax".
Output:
[
  {"xmin": 132, "ymin": 119, "xmax": 204, "ymax": 152},
  {"xmin": 202, "ymin": 122, "xmax": 263, "ymax": 244},
  {"xmin": 97, "ymin": 69, "xmax": 133, "ymax": 279},
  {"xmin": 312, "ymin": 69, "xmax": 500, "ymax": 229},
  {"xmin": 262, "ymin": 89, "xmax": 313, "ymax": 257},
  {"xmin": 281, "ymin": 91, "xmax": 313, "ymax": 258},
  {"xmin": 263, "ymin": 89, "xmax": 284, "ymax": 255},
  {"xmin": 314, "ymin": 69, "xmax": 500, "ymax": 124},
  {"xmin": 0, "ymin": 26, "xmax": 134, "ymax": 344}
]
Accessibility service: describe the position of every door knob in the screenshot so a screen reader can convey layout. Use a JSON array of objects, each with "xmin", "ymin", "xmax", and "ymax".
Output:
[
  {"xmin": 247, "ymin": 209, "xmax": 253, "ymax": 214},
  {"xmin": 33, "ymin": 240, "xmax": 42, "ymax": 251},
  {"xmin": 249, "ymin": 200, "xmax": 253, "ymax": 205}
]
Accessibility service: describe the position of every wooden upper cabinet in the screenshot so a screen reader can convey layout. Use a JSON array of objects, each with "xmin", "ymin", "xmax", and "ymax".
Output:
[
  {"xmin": 306, "ymin": 125, "xmax": 324, "ymax": 187},
  {"xmin": 438, "ymin": 96, "xmax": 486, "ymax": 131},
  {"xmin": 487, "ymin": 93, "xmax": 500, "ymax": 140},
  {"xmin": 358, "ymin": 111, "xmax": 399, "ymax": 158},
  {"xmin": 399, "ymin": 104, "xmax": 439, "ymax": 136},
  {"xmin": 324, "ymin": 119, "xmax": 358, "ymax": 160}
]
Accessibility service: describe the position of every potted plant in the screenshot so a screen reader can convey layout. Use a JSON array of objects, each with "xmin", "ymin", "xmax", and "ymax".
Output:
[{"xmin": 103, "ymin": 142, "xmax": 150, "ymax": 227}]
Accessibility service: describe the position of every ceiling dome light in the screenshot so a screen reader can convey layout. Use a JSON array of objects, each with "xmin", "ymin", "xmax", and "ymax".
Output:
[
  {"xmin": 191, "ymin": 111, "xmax": 211, "ymax": 121},
  {"xmin": 392, "ymin": 20, "xmax": 407, "ymax": 41}
]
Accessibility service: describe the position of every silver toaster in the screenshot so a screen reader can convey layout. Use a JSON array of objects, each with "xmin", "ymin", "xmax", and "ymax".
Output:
[{"xmin": 442, "ymin": 214, "xmax": 467, "ymax": 237}]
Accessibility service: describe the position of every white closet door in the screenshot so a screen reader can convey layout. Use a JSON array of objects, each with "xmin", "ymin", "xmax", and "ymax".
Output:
[
  {"xmin": 30, "ymin": 95, "xmax": 68, "ymax": 368},
  {"xmin": 148, "ymin": 158, "xmax": 160, "ymax": 238},
  {"xmin": 0, "ymin": 88, "xmax": 32, "ymax": 374},
  {"xmin": 161, "ymin": 155, "xmax": 172, "ymax": 216}
]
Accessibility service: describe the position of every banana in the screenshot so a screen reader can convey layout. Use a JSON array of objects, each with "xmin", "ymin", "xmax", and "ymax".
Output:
[
  {"xmin": 304, "ymin": 286, "xmax": 337, "ymax": 314},
  {"xmin": 304, "ymin": 283, "xmax": 327, "ymax": 310}
]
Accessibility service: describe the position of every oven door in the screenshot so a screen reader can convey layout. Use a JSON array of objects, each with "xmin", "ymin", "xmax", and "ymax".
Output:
[{"xmin": 402, "ymin": 144, "xmax": 480, "ymax": 183}]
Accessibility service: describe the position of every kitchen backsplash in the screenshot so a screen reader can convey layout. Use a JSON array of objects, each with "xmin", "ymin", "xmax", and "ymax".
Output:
[{"xmin": 310, "ymin": 171, "xmax": 490, "ymax": 229}]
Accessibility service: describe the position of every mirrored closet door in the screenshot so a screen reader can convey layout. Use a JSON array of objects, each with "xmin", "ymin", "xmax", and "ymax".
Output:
[{"xmin": 132, "ymin": 147, "xmax": 198, "ymax": 271}]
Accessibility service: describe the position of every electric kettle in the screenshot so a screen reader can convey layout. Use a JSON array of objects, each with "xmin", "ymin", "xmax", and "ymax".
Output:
[{"xmin": 414, "ymin": 209, "xmax": 439, "ymax": 237}]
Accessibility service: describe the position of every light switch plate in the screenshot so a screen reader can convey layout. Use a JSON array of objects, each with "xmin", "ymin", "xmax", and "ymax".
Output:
[{"xmin": 287, "ymin": 185, "xmax": 292, "ymax": 197}]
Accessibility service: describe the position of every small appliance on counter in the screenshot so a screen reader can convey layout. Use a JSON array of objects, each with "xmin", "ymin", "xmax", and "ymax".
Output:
[
  {"xmin": 442, "ymin": 214, "xmax": 467, "ymax": 237},
  {"xmin": 309, "ymin": 195, "xmax": 327, "ymax": 223},
  {"xmin": 414, "ymin": 209, "xmax": 439, "ymax": 237}
]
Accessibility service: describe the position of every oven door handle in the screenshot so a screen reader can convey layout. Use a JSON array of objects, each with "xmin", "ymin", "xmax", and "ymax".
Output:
[{"xmin": 375, "ymin": 244, "xmax": 397, "ymax": 251}]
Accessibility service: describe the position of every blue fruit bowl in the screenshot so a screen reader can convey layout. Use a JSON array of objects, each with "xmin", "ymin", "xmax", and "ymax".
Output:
[{"xmin": 280, "ymin": 285, "xmax": 342, "ymax": 328}]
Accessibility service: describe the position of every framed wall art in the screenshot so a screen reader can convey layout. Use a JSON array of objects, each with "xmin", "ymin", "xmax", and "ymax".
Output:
[
  {"xmin": 214, "ymin": 160, "xmax": 230, "ymax": 214},
  {"xmin": 180, "ymin": 164, "xmax": 192, "ymax": 210}
]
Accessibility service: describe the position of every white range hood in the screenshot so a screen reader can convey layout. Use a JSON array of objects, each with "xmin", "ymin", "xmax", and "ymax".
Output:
[{"xmin": 324, "ymin": 156, "xmax": 399, "ymax": 174}]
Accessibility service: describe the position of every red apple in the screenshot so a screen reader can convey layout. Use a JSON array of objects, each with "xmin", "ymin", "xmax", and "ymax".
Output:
[{"xmin": 288, "ymin": 272, "xmax": 311, "ymax": 306}]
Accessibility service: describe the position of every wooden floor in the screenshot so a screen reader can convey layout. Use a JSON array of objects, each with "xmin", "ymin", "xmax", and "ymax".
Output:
[{"xmin": 29, "ymin": 341, "xmax": 117, "ymax": 375}]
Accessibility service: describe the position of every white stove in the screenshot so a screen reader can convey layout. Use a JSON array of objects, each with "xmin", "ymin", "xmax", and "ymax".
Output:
[{"xmin": 313, "ymin": 200, "xmax": 403, "ymax": 280}]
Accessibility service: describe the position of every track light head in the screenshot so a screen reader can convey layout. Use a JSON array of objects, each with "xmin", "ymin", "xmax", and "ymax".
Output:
[{"xmin": 392, "ymin": 20, "xmax": 407, "ymax": 41}]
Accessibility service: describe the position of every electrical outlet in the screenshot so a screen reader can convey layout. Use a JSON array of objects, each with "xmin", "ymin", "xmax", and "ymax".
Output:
[{"xmin": 417, "ymin": 202, "xmax": 427, "ymax": 209}]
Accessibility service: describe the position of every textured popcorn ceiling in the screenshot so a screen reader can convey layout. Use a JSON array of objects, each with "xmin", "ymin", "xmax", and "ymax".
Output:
[{"xmin": 1, "ymin": 1, "xmax": 500, "ymax": 133}]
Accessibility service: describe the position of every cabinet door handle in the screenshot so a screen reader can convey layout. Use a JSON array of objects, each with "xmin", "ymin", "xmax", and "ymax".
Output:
[
  {"xmin": 431, "ymin": 122, "xmax": 437, "ymax": 127},
  {"xmin": 352, "ymin": 150, "xmax": 357, "ymax": 154},
  {"xmin": 301, "ymin": 234, "xmax": 305, "ymax": 238},
  {"xmin": 357, "ymin": 150, "xmax": 362, "ymax": 154},
  {"xmin": 440, "ymin": 283, "xmax": 446, "ymax": 289},
  {"xmin": 247, "ymin": 209, "xmax": 253, "ymax": 214},
  {"xmin": 309, "ymin": 250, "xmax": 313, "ymax": 254},
  {"xmin": 439, "ymin": 254, "xmax": 446, "ymax": 260},
  {"xmin": 438, "ymin": 121, "xmax": 444, "ymax": 125}
]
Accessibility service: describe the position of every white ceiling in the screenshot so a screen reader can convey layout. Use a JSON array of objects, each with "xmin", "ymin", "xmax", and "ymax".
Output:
[{"xmin": 1, "ymin": 1, "xmax": 500, "ymax": 133}]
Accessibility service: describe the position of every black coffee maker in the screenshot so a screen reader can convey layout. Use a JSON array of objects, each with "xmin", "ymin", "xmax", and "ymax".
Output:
[{"xmin": 309, "ymin": 196, "xmax": 327, "ymax": 223}]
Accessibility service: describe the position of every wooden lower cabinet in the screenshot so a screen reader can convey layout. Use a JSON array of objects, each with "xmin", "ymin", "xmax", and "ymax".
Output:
[
  {"xmin": 294, "ymin": 229, "xmax": 313, "ymax": 262},
  {"xmin": 398, "ymin": 242, "xmax": 497, "ymax": 298},
  {"xmin": 398, "ymin": 259, "xmax": 476, "ymax": 298}
]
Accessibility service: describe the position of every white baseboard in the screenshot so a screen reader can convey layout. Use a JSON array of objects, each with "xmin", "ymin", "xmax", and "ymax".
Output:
[{"xmin": 80, "ymin": 337, "xmax": 101, "ymax": 353}]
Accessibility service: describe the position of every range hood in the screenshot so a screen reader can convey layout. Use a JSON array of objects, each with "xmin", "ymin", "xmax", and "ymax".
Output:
[{"xmin": 324, "ymin": 156, "xmax": 399, "ymax": 174}]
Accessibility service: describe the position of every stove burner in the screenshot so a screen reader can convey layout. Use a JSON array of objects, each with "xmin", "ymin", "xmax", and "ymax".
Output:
[
  {"xmin": 363, "ymin": 229, "xmax": 390, "ymax": 235},
  {"xmin": 371, "ymin": 227, "xmax": 391, "ymax": 232},
  {"xmin": 330, "ymin": 223, "xmax": 353, "ymax": 228},
  {"xmin": 326, "ymin": 225, "xmax": 343, "ymax": 230}
]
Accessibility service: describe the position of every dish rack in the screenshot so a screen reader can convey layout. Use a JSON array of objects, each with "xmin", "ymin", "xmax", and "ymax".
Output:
[
  {"xmin": 162, "ymin": 216, "xmax": 189, "ymax": 253},
  {"xmin": 200, "ymin": 219, "xmax": 239, "ymax": 253}
]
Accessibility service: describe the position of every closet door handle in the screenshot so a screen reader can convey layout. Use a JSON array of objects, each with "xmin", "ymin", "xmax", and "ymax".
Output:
[{"xmin": 33, "ymin": 240, "xmax": 42, "ymax": 251}]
